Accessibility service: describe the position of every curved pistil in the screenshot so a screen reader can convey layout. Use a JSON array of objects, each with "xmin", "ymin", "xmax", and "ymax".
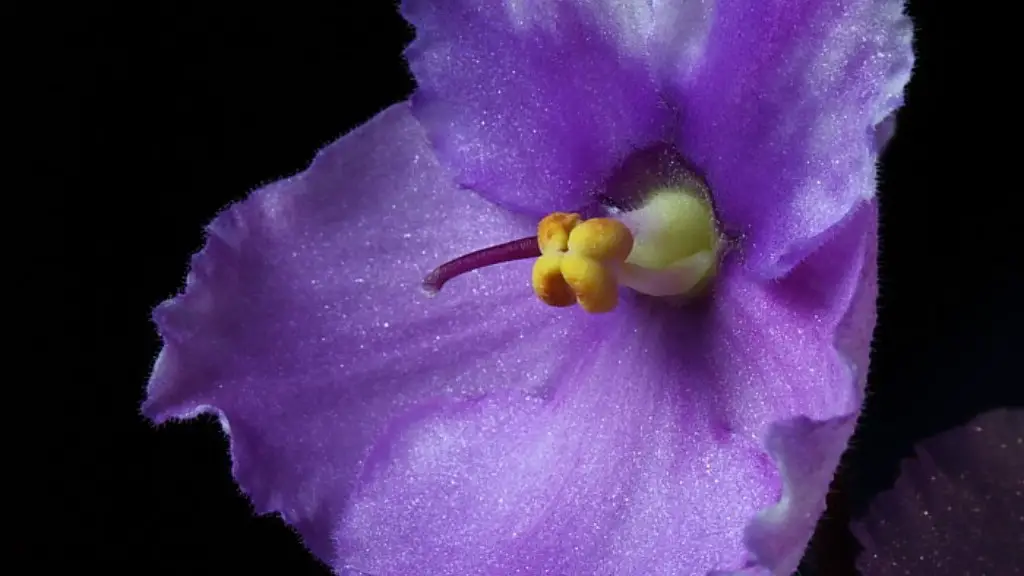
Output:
[{"xmin": 422, "ymin": 236, "xmax": 540, "ymax": 295}]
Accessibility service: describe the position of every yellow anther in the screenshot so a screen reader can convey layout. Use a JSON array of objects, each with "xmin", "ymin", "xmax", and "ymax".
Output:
[
  {"xmin": 537, "ymin": 212, "xmax": 581, "ymax": 254},
  {"xmin": 531, "ymin": 253, "xmax": 576, "ymax": 307},
  {"xmin": 559, "ymin": 253, "xmax": 618, "ymax": 313},
  {"xmin": 566, "ymin": 218, "xmax": 634, "ymax": 263},
  {"xmin": 530, "ymin": 214, "xmax": 634, "ymax": 313}
]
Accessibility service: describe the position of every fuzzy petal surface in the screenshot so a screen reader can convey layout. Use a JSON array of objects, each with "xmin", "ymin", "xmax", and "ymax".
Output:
[
  {"xmin": 146, "ymin": 100, "xmax": 878, "ymax": 575},
  {"xmin": 144, "ymin": 102, "xmax": 571, "ymax": 559},
  {"xmin": 852, "ymin": 409, "xmax": 1024, "ymax": 575},
  {"xmin": 402, "ymin": 0, "xmax": 673, "ymax": 214},
  {"xmin": 332, "ymin": 204, "xmax": 877, "ymax": 576},
  {"xmin": 668, "ymin": 0, "xmax": 913, "ymax": 276}
]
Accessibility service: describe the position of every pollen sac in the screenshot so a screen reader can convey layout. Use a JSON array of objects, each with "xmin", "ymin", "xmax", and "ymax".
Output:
[
  {"xmin": 531, "ymin": 253, "xmax": 575, "ymax": 307},
  {"xmin": 559, "ymin": 253, "xmax": 618, "ymax": 313},
  {"xmin": 567, "ymin": 218, "xmax": 633, "ymax": 263},
  {"xmin": 537, "ymin": 212, "xmax": 581, "ymax": 254},
  {"xmin": 530, "ymin": 214, "xmax": 634, "ymax": 314}
]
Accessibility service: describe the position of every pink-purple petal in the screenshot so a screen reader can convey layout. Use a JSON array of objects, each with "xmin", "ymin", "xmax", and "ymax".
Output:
[
  {"xmin": 648, "ymin": 0, "xmax": 715, "ymax": 83},
  {"xmin": 669, "ymin": 0, "xmax": 913, "ymax": 276},
  {"xmin": 852, "ymin": 408, "xmax": 1024, "ymax": 575},
  {"xmin": 732, "ymin": 202, "xmax": 877, "ymax": 576},
  {"xmin": 332, "ymin": 321, "xmax": 779, "ymax": 575},
  {"xmin": 145, "ymin": 103, "xmax": 882, "ymax": 573},
  {"xmin": 329, "ymin": 206, "xmax": 877, "ymax": 573},
  {"xmin": 402, "ymin": 0, "xmax": 673, "ymax": 214},
  {"xmin": 144, "ymin": 102, "xmax": 574, "ymax": 561}
]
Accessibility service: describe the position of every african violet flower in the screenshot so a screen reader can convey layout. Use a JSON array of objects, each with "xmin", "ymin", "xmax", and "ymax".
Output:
[{"xmin": 144, "ymin": 0, "xmax": 912, "ymax": 574}]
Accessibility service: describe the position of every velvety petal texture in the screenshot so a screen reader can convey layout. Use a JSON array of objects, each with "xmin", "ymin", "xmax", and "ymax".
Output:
[
  {"xmin": 852, "ymin": 409, "xmax": 1024, "ymax": 575},
  {"xmin": 146, "ymin": 101, "xmax": 879, "ymax": 574},
  {"xmin": 667, "ymin": 0, "xmax": 913, "ymax": 276},
  {"xmin": 334, "ymin": 207, "xmax": 874, "ymax": 575},
  {"xmin": 404, "ymin": 0, "xmax": 912, "ymax": 275},
  {"xmin": 145, "ymin": 103, "xmax": 558, "ymax": 560},
  {"xmin": 402, "ymin": 0, "xmax": 673, "ymax": 213},
  {"xmin": 724, "ymin": 202, "xmax": 878, "ymax": 576}
]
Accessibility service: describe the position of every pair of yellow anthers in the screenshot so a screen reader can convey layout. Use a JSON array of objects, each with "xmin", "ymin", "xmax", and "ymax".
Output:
[{"xmin": 531, "ymin": 213, "xmax": 634, "ymax": 313}]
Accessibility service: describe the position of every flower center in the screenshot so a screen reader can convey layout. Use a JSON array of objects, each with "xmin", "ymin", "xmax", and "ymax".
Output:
[{"xmin": 422, "ymin": 186, "xmax": 722, "ymax": 313}]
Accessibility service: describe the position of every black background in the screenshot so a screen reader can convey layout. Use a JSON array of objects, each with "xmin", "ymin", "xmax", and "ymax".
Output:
[{"xmin": 76, "ymin": 2, "xmax": 1016, "ymax": 574}]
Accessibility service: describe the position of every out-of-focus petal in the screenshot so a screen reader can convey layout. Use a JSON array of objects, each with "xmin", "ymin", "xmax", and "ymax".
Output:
[
  {"xmin": 402, "ymin": 0, "xmax": 673, "ymax": 214},
  {"xmin": 668, "ymin": 0, "xmax": 912, "ymax": 276},
  {"xmin": 330, "ymin": 204, "xmax": 877, "ymax": 575},
  {"xmin": 852, "ymin": 408, "xmax": 1024, "ymax": 575},
  {"xmin": 143, "ymin": 102, "xmax": 584, "ymax": 561}
]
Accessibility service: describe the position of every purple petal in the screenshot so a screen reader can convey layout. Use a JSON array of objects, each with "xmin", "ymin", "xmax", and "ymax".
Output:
[
  {"xmin": 144, "ymin": 102, "xmax": 577, "ymax": 560},
  {"xmin": 401, "ymin": 0, "xmax": 673, "ymax": 214},
  {"xmin": 146, "ymin": 104, "xmax": 878, "ymax": 573},
  {"xmin": 670, "ymin": 0, "xmax": 913, "ymax": 276},
  {"xmin": 740, "ymin": 203, "xmax": 878, "ymax": 575},
  {"xmin": 330, "ymin": 205, "xmax": 877, "ymax": 575},
  {"xmin": 648, "ymin": 0, "xmax": 715, "ymax": 83},
  {"xmin": 852, "ymin": 409, "xmax": 1024, "ymax": 575}
]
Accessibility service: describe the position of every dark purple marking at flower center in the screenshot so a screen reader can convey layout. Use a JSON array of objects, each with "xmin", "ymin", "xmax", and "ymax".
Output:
[
  {"xmin": 422, "ymin": 236, "xmax": 540, "ymax": 295},
  {"xmin": 600, "ymin": 143, "xmax": 710, "ymax": 210}
]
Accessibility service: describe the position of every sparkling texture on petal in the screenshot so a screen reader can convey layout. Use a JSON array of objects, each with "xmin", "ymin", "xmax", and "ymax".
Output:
[
  {"xmin": 669, "ymin": 0, "xmax": 913, "ymax": 276},
  {"xmin": 146, "ymin": 108, "xmax": 880, "ymax": 573},
  {"xmin": 402, "ymin": 0, "xmax": 673, "ymax": 213},
  {"xmin": 740, "ymin": 203, "xmax": 878, "ymax": 575},
  {"xmin": 144, "ymin": 102, "xmax": 577, "ymax": 560},
  {"xmin": 330, "ymin": 203, "xmax": 877, "ymax": 575},
  {"xmin": 852, "ymin": 409, "xmax": 1024, "ymax": 575},
  {"xmin": 649, "ymin": 0, "xmax": 716, "ymax": 83}
]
